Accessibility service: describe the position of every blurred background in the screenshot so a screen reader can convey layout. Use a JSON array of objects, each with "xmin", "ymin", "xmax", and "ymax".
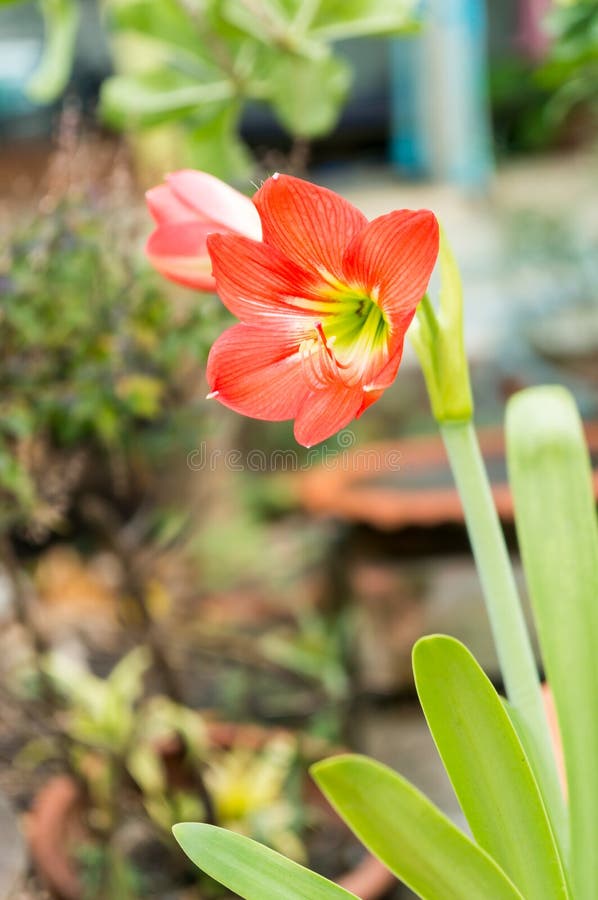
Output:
[{"xmin": 2, "ymin": 0, "xmax": 598, "ymax": 897}]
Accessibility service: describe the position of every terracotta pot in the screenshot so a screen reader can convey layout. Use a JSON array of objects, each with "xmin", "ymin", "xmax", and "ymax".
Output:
[
  {"xmin": 27, "ymin": 723, "xmax": 395, "ymax": 900},
  {"xmin": 299, "ymin": 425, "xmax": 598, "ymax": 531},
  {"xmin": 27, "ymin": 775, "xmax": 86, "ymax": 900},
  {"xmin": 337, "ymin": 854, "xmax": 395, "ymax": 899}
]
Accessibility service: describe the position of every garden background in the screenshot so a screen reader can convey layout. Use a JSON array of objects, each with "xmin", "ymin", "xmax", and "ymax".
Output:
[{"xmin": 1, "ymin": 1, "xmax": 598, "ymax": 897}]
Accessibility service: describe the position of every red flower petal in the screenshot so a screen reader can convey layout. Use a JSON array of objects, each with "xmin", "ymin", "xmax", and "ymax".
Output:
[
  {"xmin": 167, "ymin": 170, "xmax": 262, "ymax": 238},
  {"xmin": 145, "ymin": 221, "xmax": 216, "ymax": 291},
  {"xmin": 356, "ymin": 388, "xmax": 385, "ymax": 417},
  {"xmin": 294, "ymin": 385, "xmax": 364, "ymax": 447},
  {"xmin": 208, "ymin": 233, "xmax": 328, "ymax": 324},
  {"xmin": 342, "ymin": 209, "xmax": 439, "ymax": 324},
  {"xmin": 363, "ymin": 339, "xmax": 405, "ymax": 391},
  {"xmin": 207, "ymin": 323, "xmax": 311, "ymax": 421},
  {"xmin": 146, "ymin": 221, "xmax": 215, "ymax": 291},
  {"xmin": 146, "ymin": 184, "xmax": 193, "ymax": 225},
  {"xmin": 254, "ymin": 174, "xmax": 367, "ymax": 281}
]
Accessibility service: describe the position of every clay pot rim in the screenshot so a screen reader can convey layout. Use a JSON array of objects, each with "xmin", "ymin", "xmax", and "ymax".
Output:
[
  {"xmin": 27, "ymin": 774, "xmax": 86, "ymax": 900},
  {"xmin": 299, "ymin": 423, "xmax": 598, "ymax": 531}
]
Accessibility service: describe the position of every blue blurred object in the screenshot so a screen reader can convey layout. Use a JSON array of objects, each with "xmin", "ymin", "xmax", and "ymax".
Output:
[
  {"xmin": 390, "ymin": 0, "xmax": 494, "ymax": 188},
  {"xmin": 0, "ymin": 0, "xmax": 110, "ymax": 135},
  {"xmin": 0, "ymin": 37, "xmax": 40, "ymax": 118},
  {"xmin": 0, "ymin": 3, "xmax": 49, "ymax": 136}
]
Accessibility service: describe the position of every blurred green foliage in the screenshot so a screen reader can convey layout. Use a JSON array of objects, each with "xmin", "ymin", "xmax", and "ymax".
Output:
[
  {"xmin": 490, "ymin": 58, "xmax": 558, "ymax": 154},
  {"xmin": 0, "ymin": 151, "xmax": 226, "ymax": 535},
  {"xmin": 5, "ymin": 0, "xmax": 419, "ymax": 180},
  {"xmin": 490, "ymin": 1, "xmax": 598, "ymax": 155},
  {"xmin": 537, "ymin": 0, "xmax": 598, "ymax": 127}
]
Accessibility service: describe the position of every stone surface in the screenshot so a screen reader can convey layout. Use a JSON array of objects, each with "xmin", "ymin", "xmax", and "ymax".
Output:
[
  {"xmin": 352, "ymin": 554, "xmax": 537, "ymax": 694},
  {"xmin": 0, "ymin": 790, "xmax": 26, "ymax": 898}
]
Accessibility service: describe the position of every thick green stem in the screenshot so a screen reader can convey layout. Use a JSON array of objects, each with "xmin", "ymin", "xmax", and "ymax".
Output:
[{"xmin": 441, "ymin": 420, "xmax": 568, "ymax": 861}]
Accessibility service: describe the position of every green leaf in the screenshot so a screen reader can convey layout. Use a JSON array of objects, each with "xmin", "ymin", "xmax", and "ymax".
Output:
[
  {"xmin": 172, "ymin": 823, "xmax": 358, "ymax": 900},
  {"xmin": 100, "ymin": 72, "xmax": 233, "ymax": 129},
  {"xmin": 26, "ymin": 0, "xmax": 80, "ymax": 103},
  {"xmin": 221, "ymin": 0, "xmax": 324, "ymax": 59},
  {"xmin": 186, "ymin": 103, "xmax": 252, "ymax": 182},
  {"xmin": 115, "ymin": 374, "xmax": 164, "ymax": 419},
  {"xmin": 109, "ymin": 0, "xmax": 217, "ymax": 65},
  {"xmin": 413, "ymin": 635, "xmax": 569, "ymax": 900},
  {"xmin": 310, "ymin": 0, "xmax": 420, "ymax": 41},
  {"xmin": 507, "ymin": 385, "xmax": 598, "ymax": 900},
  {"xmin": 269, "ymin": 54, "xmax": 352, "ymax": 139},
  {"xmin": 108, "ymin": 646, "xmax": 152, "ymax": 704},
  {"xmin": 221, "ymin": 0, "xmax": 288, "ymax": 41},
  {"xmin": 311, "ymin": 755, "xmax": 523, "ymax": 900}
]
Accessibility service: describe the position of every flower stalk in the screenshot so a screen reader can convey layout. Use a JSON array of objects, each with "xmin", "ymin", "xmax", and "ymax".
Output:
[
  {"xmin": 440, "ymin": 420, "xmax": 568, "ymax": 858},
  {"xmin": 411, "ymin": 231, "xmax": 568, "ymax": 857},
  {"xmin": 410, "ymin": 229, "xmax": 473, "ymax": 424}
]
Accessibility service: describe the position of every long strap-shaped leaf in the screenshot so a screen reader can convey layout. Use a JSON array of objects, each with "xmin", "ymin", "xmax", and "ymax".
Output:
[
  {"xmin": 507, "ymin": 385, "xmax": 598, "ymax": 900},
  {"xmin": 173, "ymin": 823, "xmax": 359, "ymax": 900},
  {"xmin": 311, "ymin": 755, "xmax": 523, "ymax": 900},
  {"xmin": 413, "ymin": 635, "xmax": 569, "ymax": 899}
]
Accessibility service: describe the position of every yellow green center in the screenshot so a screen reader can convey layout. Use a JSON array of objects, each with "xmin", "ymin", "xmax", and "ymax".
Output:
[
  {"xmin": 298, "ymin": 283, "xmax": 392, "ymax": 389},
  {"xmin": 321, "ymin": 287, "xmax": 390, "ymax": 360}
]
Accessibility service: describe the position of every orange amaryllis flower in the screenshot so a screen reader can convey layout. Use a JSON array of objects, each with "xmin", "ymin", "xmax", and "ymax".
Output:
[
  {"xmin": 145, "ymin": 170, "xmax": 262, "ymax": 291},
  {"xmin": 206, "ymin": 174, "xmax": 439, "ymax": 447}
]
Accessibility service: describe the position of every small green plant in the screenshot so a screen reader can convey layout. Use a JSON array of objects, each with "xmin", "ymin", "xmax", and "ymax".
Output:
[
  {"xmin": 17, "ymin": 644, "xmax": 317, "ymax": 897},
  {"xmin": 19, "ymin": 648, "xmax": 167, "ymax": 899}
]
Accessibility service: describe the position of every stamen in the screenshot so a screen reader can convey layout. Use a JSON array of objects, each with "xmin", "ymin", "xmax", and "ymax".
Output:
[
  {"xmin": 315, "ymin": 322, "xmax": 335, "ymax": 360},
  {"xmin": 299, "ymin": 286, "xmax": 391, "ymax": 391},
  {"xmin": 328, "ymin": 299, "xmax": 390, "ymax": 387},
  {"xmin": 306, "ymin": 339, "xmax": 329, "ymax": 389}
]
